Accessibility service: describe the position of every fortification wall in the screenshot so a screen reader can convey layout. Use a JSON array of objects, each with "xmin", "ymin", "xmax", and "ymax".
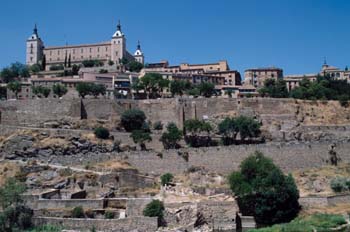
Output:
[
  {"xmin": 118, "ymin": 141, "xmax": 350, "ymax": 175},
  {"xmin": 0, "ymin": 99, "xmax": 81, "ymax": 126},
  {"xmin": 32, "ymin": 216, "xmax": 158, "ymax": 232}
]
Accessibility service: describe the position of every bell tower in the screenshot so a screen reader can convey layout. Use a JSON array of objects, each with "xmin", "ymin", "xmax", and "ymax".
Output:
[
  {"xmin": 134, "ymin": 41, "xmax": 144, "ymax": 65},
  {"xmin": 26, "ymin": 24, "xmax": 44, "ymax": 66},
  {"xmin": 111, "ymin": 20, "xmax": 126, "ymax": 64}
]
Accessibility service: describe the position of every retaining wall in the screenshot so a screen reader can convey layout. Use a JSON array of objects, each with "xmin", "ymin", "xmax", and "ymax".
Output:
[{"xmin": 32, "ymin": 216, "xmax": 158, "ymax": 232}]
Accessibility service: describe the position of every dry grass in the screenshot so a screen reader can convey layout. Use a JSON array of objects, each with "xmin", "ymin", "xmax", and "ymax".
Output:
[
  {"xmin": 80, "ymin": 132, "xmax": 113, "ymax": 146},
  {"xmin": 300, "ymin": 203, "xmax": 350, "ymax": 216},
  {"xmin": 293, "ymin": 163, "xmax": 350, "ymax": 197},
  {"xmin": 0, "ymin": 162, "xmax": 22, "ymax": 185},
  {"xmin": 36, "ymin": 137, "xmax": 70, "ymax": 149},
  {"xmin": 90, "ymin": 159, "xmax": 134, "ymax": 172}
]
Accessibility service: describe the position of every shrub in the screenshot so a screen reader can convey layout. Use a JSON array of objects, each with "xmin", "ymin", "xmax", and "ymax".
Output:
[
  {"xmin": 49, "ymin": 64, "xmax": 64, "ymax": 71},
  {"xmin": 0, "ymin": 177, "xmax": 26, "ymax": 209},
  {"xmin": 28, "ymin": 224, "xmax": 62, "ymax": 232},
  {"xmin": 0, "ymin": 205, "xmax": 33, "ymax": 231},
  {"xmin": 71, "ymin": 206, "xmax": 85, "ymax": 218},
  {"xmin": 184, "ymin": 119, "xmax": 212, "ymax": 147},
  {"xmin": 130, "ymin": 130, "xmax": 152, "ymax": 150},
  {"xmin": 143, "ymin": 200, "xmax": 164, "ymax": 219},
  {"xmin": 105, "ymin": 211, "xmax": 114, "ymax": 219},
  {"xmin": 52, "ymin": 84, "xmax": 68, "ymax": 97},
  {"xmin": 338, "ymin": 94, "xmax": 349, "ymax": 107},
  {"xmin": 121, "ymin": 109, "xmax": 146, "ymax": 132},
  {"xmin": 330, "ymin": 177, "xmax": 349, "ymax": 193},
  {"xmin": 160, "ymin": 123, "xmax": 182, "ymax": 149},
  {"xmin": 94, "ymin": 127, "xmax": 110, "ymax": 139},
  {"xmin": 229, "ymin": 151, "xmax": 300, "ymax": 225},
  {"xmin": 153, "ymin": 121, "xmax": 163, "ymax": 130},
  {"xmin": 161, "ymin": 173, "xmax": 174, "ymax": 186}
]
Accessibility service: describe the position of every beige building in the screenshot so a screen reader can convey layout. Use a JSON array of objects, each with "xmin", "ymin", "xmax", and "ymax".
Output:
[
  {"xmin": 244, "ymin": 67, "xmax": 283, "ymax": 88},
  {"xmin": 284, "ymin": 61, "xmax": 350, "ymax": 91},
  {"xmin": 26, "ymin": 22, "xmax": 144, "ymax": 70},
  {"xmin": 144, "ymin": 60, "xmax": 241, "ymax": 86}
]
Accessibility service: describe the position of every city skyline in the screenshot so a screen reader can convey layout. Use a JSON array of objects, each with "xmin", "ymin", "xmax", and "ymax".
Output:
[{"xmin": 0, "ymin": 0, "xmax": 349, "ymax": 75}]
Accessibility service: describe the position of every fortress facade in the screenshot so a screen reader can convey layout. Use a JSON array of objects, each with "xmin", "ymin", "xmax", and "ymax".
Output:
[{"xmin": 25, "ymin": 22, "xmax": 144, "ymax": 70}]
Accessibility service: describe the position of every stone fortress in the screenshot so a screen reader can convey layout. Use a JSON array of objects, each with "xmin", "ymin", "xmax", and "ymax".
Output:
[{"xmin": 26, "ymin": 21, "xmax": 144, "ymax": 69}]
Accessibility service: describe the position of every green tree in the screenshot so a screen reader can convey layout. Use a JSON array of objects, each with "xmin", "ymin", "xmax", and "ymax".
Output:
[
  {"xmin": 218, "ymin": 117, "xmax": 239, "ymax": 145},
  {"xmin": 128, "ymin": 61, "xmax": 144, "ymax": 72},
  {"xmin": 121, "ymin": 109, "xmax": 146, "ymax": 132},
  {"xmin": 32, "ymin": 86, "xmax": 51, "ymax": 98},
  {"xmin": 170, "ymin": 80, "xmax": 192, "ymax": 97},
  {"xmin": 0, "ymin": 177, "xmax": 26, "ymax": 209},
  {"xmin": 229, "ymin": 151, "xmax": 300, "ymax": 225},
  {"xmin": 235, "ymin": 116, "xmax": 261, "ymax": 141},
  {"xmin": 0, "ymin": 86, "xmax": 7, "ymax": 100},
  {"xmin": 108, "ymin": 60, "xmax": 114, "ymax": 66},
  {"xmin": 7, "ymin": 81, "xmax": 21, "ymax": 99},
  {"xmin": 72, "ymin": 64, "xmax": 80, "ymax": 75},
  {"xmin": 161, "ymin": 173, "xmax": 174, "ymax": 186},
  {"xmin": 30, "ymin": 64, "xmax": 41, "ymax": 74},
  {"xmin": 184, "ymin": 119, "xmax": 212, "ymax": 147},
  {"xmin": 259, "ymin": 79, "xmax": 288, "ymax": 98},
  {"xmin": 198, "ymin": 82, "xmax": 215, "ymax": 98},
  {"xmin": 91, "ymin": 84, "xmax": 106, "ymax": 98},
  {"xmin": 135, "ymin": 73, "xmax": 170, "ymax": 99},
  {"xmin": 160, "ymin": 122, "xmax": 182, "ymax": 149},
  {"xmin": 76, "ymin": 82, "xmax": 92, "ymax": 98},
  {"xmin": 52, "ymin": 84, "xmax": 68, "ymax": 98},
  {"xmin": 42, "ymin": 55, "xmax": 46, "ymax": 71},
  {"xmin": 0, "ymin": 62, "xmax": 30, "ymax": 83},
  {"xmin": 143, "ymin": 200, "xmax": 164, "ymax": 224},
  {"xmin": 130, "ymin": 130, "xmax": 152, "ymax": 150},
  {"xmin": 68, "ymin": 54, "xmax": 71, "ymax": 68}
]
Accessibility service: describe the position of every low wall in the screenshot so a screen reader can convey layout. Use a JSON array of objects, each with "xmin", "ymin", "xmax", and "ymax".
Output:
[
  {"xmin": 36, "ymin": 199, "xmax": 105, "ymax": 210},
  {"xmin": 299, "ymin": 193, "xmax": 350, "ymax": 208},
  {"xmin": 32, "ymin": 216, "xmax": 158, "ymax": 232}
]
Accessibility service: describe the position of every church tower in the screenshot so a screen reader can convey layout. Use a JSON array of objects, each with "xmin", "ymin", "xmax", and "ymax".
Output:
[
  {"xmin": 26, "ymin": 24, "xmax": 44, "ymax": 66},
  {"xmin": 111, "ymin": 21, "xmax": 126, "ymax": 64},
  {"xmin": 134, "ymin": 41, "xmax": 144, "ymax": 65}
]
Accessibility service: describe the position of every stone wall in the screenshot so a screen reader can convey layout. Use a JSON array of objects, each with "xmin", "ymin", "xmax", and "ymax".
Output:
[
  {"xmin": 36, "ymin": 199, "xmax": 105, "ymax": 210},
  {"xmin": 32, "ymin": 216, "xmax": 158, "ymax": 232},
  {"xmin": 117, "ymin": 141, "xmax": 350, "ymax": 175},
  {"xmin": 0, "ymin": 99, "xmax": 81, "ymax": 127},
  {"xmin": 2, "ymin": 98, "xmax": 350, "ymax": 142},
  {"xmin": 299, "ymin": 193, "xmax": 350, "ymax": 208}
]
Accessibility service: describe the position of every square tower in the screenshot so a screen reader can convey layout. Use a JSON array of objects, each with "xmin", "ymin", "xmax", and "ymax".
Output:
[
  {"xmin": 111, "ymin": 21, "xmax": 126, "ymax": 64},
  {"xmin": 26, "ymin": 24, "xmax": 44, "ymax": 66}
]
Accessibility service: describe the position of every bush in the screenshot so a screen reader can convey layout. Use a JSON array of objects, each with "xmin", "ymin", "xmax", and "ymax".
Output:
[
  {"xmin": 153, "ymin": 121, "xmax": 163, "ymax": 130},
  {"xmin": 49, "ymin": 64, "xmax": 64, "ymax": 71},
  {"xmin": 143, "ymin": 200, "xmax": 164, "ymax": 219},
  {"xmin": 0, "ymin": 205, "xmax": 33, "ymax": 231},
  {"xmin": 229, "ymin": 151, "xmax": 300, "ymax": 225},
  {"xmin": 94, "ymin": 127, "xmax": 110, "ymax": 140},
  {"xmin": 338, "ymin": 94, "xmax": 349, "ymax": 107},
  {"xmin": 28, "ymin": 224, "xmax": 62, "ymax": 232},
  {"xmin": 121, "ymin": 109, "xmax": 146, "ymax": 132},
  {"xmin": 160, "ymin": 123, "xmax": 182, "ymax": 149},
  {"xmin": 0, "ymin": 177, "xmax": 26, "ymax": 209},
  {"xmin": 52, "ymin": 84, "xmax": 68, "ymax": 97},
  {"xmin": 161, "ymin": 173, "xmax": 174, "ymax": 186},
  {"xmin": 130, "ymin": 130, "xmax": 152, "ymax": 150},
  {"xmin": 184, "ymin": 119, "xmax": 212, "ymax": 147},
  {"xmin": 105, "ymin": 211, "xmax": 114, "ymax": 219},
  {"xmin": 71, "ymin": 206, "xmax": 85, "ymax": 218},
  {"xmin": 330, "ymin": 177, "xmax": 349, "ymax": 193}
]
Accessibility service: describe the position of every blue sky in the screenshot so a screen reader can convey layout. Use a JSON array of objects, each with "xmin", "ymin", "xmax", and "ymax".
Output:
[{"xmin": 0, "ymin": 0, "xmax": 349, "ymax": 75}]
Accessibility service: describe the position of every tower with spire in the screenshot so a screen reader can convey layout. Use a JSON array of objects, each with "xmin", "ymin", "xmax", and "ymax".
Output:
[
  {"xmin": 134, "ymin": 41, "xmax": 144, "ymax": 65},
  {"xmin": 111, "ymin": 20, "xmax": 126, "ymax": 64},
  {"xmin": 26, "ymin": 24, "xmax": 44, "ymax": 66}
]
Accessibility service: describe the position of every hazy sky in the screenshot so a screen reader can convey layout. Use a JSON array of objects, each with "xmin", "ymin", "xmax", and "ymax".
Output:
[{"xmin": 0, "ymin": 0, "xmax": 349, "ymax": 75}]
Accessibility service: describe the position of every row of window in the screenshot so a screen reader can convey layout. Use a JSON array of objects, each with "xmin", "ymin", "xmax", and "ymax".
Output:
[{"xmin": 47, "ymin": 46, "xmax": 110, "ymax": 56}]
